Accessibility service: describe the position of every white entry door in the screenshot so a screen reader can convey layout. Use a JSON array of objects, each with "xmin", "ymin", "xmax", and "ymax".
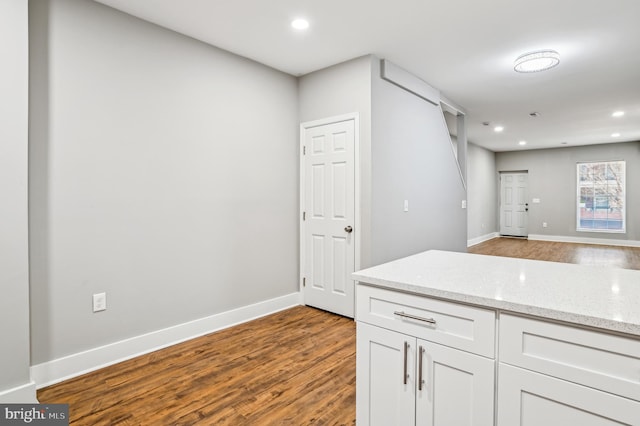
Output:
[
  {"xmin": 500, "ymin": 172, "xmax": 529, "ymax": 237},
  {"xmin": 301, "ymin": 117, "xmax": 356, "ymax": 318}
]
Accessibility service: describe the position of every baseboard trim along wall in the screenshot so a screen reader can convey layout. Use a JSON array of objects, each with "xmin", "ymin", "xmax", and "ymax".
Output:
[
  {"xmin": 528, "ymin": 234, "xmax": 640, "ymax": 248},
  {"xmin": 0, "ymin": 381, "xmax": 37, "ymax": 403},
  {"xmin": 31, "ymin": 292, "xmax": 301, "ymax": 389},
  {"xmin": 467, "ymin": 232, "xmax": 500, "ymax": 247}
]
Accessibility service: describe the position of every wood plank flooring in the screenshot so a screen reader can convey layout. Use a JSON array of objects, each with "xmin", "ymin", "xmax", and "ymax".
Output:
[
  {"xmin": 37, "ymin": 306, "xmax": 356, "ymax": 425},
  {"xmin": 38, "ymin": 238, "xmax": 640, "ymax": 425},
  {"xmin": 468, "ymin": 237, "xmax": 640, "ymax": 270}
]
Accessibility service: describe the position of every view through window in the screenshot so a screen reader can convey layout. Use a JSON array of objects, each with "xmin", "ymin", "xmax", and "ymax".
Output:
[{"xmin": 577, "ymin": 161, "xmax": 625, "ymax": 232}]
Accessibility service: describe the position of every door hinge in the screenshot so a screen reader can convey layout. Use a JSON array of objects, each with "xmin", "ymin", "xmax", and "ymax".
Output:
[
  {"xmin": 303, "ymin": 146, "xmax": 306, "ymax": 155},
  {"xmin": 303, "ymin": 277, "xmax": 306, "ymax": 287},
  {"xmin": 303, "ymin": 211, "xmax": 306, "ymax": 221}
]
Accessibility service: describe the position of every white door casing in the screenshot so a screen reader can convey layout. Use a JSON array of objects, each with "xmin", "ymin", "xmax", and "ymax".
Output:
[
  {"xmin": 300, "ymin": 114, "xmax": 358, "ymax": 318},
  {"xmin": 500, "ymin": 172, "xmax": 528, "ymax": 237}
]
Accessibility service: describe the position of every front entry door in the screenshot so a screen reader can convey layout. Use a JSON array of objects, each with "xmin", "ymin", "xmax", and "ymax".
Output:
[
  {"xmin": 500, "ymin": 172, "xmax": 529, "ymax": 237},
  {"xmin": 301, "ymin": 117, "xmax": 355, "ymax": 318}
]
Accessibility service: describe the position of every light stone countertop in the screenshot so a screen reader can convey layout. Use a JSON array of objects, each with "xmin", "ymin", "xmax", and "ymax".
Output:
[{"xmin": 352, "ymin": 250, "xmax": 640, "ymax": 337}]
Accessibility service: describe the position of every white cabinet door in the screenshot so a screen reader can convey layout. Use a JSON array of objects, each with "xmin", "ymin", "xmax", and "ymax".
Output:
[
  {"xmin": 417, "ymin": 341, "xmax": 495, "ymax": 426},
  {"xmin": 498, "ymin": 363, "xmax": 640, "ymax": 426},
  {"xmin": 357, "ymin": 322, "xmax": 415, "ymax": 426}
]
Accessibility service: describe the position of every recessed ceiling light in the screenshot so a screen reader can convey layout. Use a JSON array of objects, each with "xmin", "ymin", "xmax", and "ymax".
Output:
[
  {"xmin": 612, "ymin": 111, "xmax": 625, "ymax": 117},
  {"xmin": 561, "ymin": 142, "xmax": 568, "ymax": 145},
  {"xmin": 518, "ymin": 140, "xmax": 527, "ymax": 146},
  {"xmin": 291, "ymin": 18, "xmax": 309, "ymax": 30},
  {"xmin": 514, "ymin": 50, "xmax": 560, "ymax": 73},
  {"xmin": 611, "ymin": 133, "xmax": 621, "ymax": 138},
  {"xmin": 494, "ymin": 126, "xmax": 504, "ymax": 132}
]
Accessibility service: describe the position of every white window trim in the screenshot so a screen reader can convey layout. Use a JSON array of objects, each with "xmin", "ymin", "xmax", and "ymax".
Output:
[{"xmin": 576, "ymin": 160, "xmax": 626, "ymax": 234}]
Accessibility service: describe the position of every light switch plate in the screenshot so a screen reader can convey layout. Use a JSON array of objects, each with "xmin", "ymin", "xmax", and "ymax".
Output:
[{"xmin": 93, "ymin": 292, "xmax": 107, "ymax": 312}]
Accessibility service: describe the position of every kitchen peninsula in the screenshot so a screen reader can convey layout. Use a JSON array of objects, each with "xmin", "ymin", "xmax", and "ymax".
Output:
[{"xmin": 353, "ymin": 250, "xmax": 640, "ymax": 425}]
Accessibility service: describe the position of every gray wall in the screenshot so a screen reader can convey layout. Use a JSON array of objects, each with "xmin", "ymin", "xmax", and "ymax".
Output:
[
  {"xmin": 298, "ymin": 55, "xmax": 374, "ymax": 267},
  {"xmin": 299, "ymin": 56, "xmax": 468, "ymax": 267},
  {"xmin": 467, "ymin": 143, "xmax": 498, "ymax": 240},
  {"xmin": 29, "ymin": 0, "xmax": 299, "ymax": 364},
  {"xmin": 496, "ymin": 142, "xmax": 640, "ymax": 240},
  {"xmin": 370, "ymin": 60, "xmax": 467, "ymax": 264},
  {"xmin": 0, "ymin": 0, "xmax": 32, "ymax": 401}
]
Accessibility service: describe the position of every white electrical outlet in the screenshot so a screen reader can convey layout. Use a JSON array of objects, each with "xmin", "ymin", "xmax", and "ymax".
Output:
[
  {"xmin": 542, "ymin": 222, "xmax": 548, "ymax": 228},
  {"xmin": 461, "ymin": 200, "xmax": 467, "ymax": 209},
  {"xmin": 93, "ymin": 292, "xmax": 107, "ymax": 312},
  {"xmin": 404, "ymin": 200, "xmax": 409, "ymax": 212}
]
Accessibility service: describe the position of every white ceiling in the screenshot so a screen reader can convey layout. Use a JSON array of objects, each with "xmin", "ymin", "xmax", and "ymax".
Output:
[{"xmin": 94, "ymin": 0, "xmax": 640, "ymax": 152}]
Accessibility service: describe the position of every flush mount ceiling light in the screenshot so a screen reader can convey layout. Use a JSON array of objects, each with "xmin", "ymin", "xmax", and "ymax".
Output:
[
  {"xmin": 612, "ymin": 111, "xmax": 625, "ymax": 117},
  {"xmin": 514, "ymin": 50, "xmax": 560, "ymax": 73},
  {"xmin": 291, "ymin": 18, "xmax": 309, "ymax": 30},
  {"xmin": 518, "ymin": 140, "xmax": 527, "ymax": 146},
  {"xmin": 494, "ymin": 126, "xmax": 504, "ymax": 132},
  {"xmin": 611, "ymin": 132, "xmax": 621, "ymax": 138}
]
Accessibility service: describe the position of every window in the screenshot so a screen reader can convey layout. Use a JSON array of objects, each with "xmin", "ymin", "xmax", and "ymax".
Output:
[{"xmin": 577, "ymin": 161, "xmax": 625, "ymax": 232}]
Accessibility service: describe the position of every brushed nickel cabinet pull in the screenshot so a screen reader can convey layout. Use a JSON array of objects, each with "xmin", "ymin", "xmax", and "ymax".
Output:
[
  {"xmin": 418, "ymin": 345, "xmax": 425, "ymax": 391},
  {"xmin": 403, "ymin": 341, "xmax": 409, "ymax": 385},
  {"xmin": 394, "ymin": 311, "xmax": 437, "ymax": 325}
]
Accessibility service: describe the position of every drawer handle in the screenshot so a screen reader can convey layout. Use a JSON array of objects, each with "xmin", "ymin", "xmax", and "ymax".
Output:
[{"xmin": 394, "ymin": 311, "xmax": 437, "ymax": 325}]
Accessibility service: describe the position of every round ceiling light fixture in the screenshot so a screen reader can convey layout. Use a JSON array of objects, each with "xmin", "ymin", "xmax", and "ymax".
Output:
[
  {"xmin": 514, "ymin": 50, "xmax": 560, "ymax": 73},
  {"xmin": 291, "ymin": 18, "xmax": 309, "ymax": 30}
]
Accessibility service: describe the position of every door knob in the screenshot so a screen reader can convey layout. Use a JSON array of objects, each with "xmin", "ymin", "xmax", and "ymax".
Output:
[{"xmin": 344, "ymin": 226, "xmax": 353, "ymax": 233}]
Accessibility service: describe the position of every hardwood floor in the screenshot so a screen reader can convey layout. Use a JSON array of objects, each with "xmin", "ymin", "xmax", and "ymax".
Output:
[
  {"xmin": 38, "ymin": 238, "xmax": 640, "ymax": 425},
  {"xmin": 468, "ymin": 237, "xmax": 640, "ymax": 270},
  {"xmin": 37, "ymin": 306, "xmax": 356, "ymax": 425}
]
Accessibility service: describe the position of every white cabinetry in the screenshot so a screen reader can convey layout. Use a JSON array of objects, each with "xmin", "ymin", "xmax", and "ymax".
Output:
[
  {"xmin": 498, "ymin": 363, "xmax": 639, "ymax": 425},
  {"xmin": 497, "ymin": 314, "xmax": 640, "ymax": 425},
  {"xmin": 356, "ymin": 285, "xmax": 495, "ymax": 426},
  {"xmin": 354, "ymin": 250, "xmax": 640, "ymax": 426}
]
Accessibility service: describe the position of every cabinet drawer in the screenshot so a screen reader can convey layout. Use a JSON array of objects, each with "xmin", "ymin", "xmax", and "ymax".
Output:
[
  {"xmin": 498, "ymin": 363, "xmax": 640, "ymax": 425},
  {"xmin": 499, "ymin": 313, "xmax": 640, "ymax": 401},
  {"xmin": 356, "ymin": 284, "xmax": 495, "ymax": 358}
]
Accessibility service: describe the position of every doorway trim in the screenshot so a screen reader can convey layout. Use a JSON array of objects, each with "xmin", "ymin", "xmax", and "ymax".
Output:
[{"xmin": 299, "ymin": 112, "xmax": 360, "ymax": 305}]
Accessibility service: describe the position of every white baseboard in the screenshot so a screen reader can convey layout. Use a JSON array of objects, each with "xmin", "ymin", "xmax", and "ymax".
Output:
[
  {"xmin": 0, "ymin": 381, "xmax": 37, "ymax": 403},
  {"xmin": 31, "ymin": 292, "xmax": 301, "ymax": 389},
  {"xmin": 528, "ymin": 234, "xmax": 640, "ymax": 247},
  {"xmin": 467, "ymin": 232, "xmax": 499, "ymax": 247}
]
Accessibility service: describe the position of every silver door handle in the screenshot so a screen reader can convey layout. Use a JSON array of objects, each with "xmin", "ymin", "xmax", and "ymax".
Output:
[
  {"xmin": 344, "ymin": 226, "xmax": 353, "ymax": 233},
  {"xmin": 394, "ymin": 311, "xmax": 437, "ymax": 325}
]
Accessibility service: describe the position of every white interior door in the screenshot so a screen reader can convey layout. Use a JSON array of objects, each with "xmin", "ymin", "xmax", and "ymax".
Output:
[
  {"xmin": 500, "ymin": 172, "xmax": 528, "ymax": 237},
  {"xmin": 302, "ymin": 117, "xmax": 355, "ymax": 317}
]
